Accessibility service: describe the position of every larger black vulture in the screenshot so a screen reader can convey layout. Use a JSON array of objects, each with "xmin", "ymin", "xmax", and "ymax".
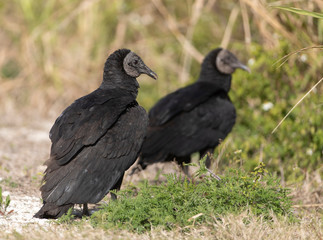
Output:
[
  {"xmin": 132, "ymin": 48, "xmax": 249, "ymax": 175},
  {"xmin": 34, "ymin": 49, "xmax": 157, "ymax": 219}
]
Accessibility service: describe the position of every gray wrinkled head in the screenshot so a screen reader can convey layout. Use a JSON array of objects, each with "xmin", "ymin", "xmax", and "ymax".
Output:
[
  {"xmin": 123, "ymin": 51, "xmax": 158, "ymax": 80},
  {"xmin": 216, "ymin": 49, "xmax": 250, "ymax": 75}
]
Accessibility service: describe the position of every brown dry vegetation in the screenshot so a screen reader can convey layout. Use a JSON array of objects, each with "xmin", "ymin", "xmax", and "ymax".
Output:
[
  {"xmin": 1, "ymin": 0, "xmax": 322, "ymax": 114},
  {"xmin": 1, "ymin": 212, "xmax": 322, "ymax": 240},
  {"xmin": 0, "ymin": 0, "xmax": 322, "ymax": 239}
]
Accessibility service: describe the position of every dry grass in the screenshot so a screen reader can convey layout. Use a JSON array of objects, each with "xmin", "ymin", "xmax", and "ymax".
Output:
[
  {"xmin": 0, "ymin": 0, "xmax": 322, "ymax": 114},
  {"xmin": 1, "ymin": 211, "xmax": 322, "ymax": 240}
]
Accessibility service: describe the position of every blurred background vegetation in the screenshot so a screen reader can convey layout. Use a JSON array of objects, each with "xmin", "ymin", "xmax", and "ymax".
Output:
[{"xmin": 0, "ymin": 0, "xmax": 322, "ymax": 182}]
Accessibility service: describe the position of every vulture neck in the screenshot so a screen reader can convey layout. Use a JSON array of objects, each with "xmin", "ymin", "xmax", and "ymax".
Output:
[
  {"xmin": 100, "ymin": 49, "xmax": 139, "ymax": 98},
  {"xmin": 197, "ymin": 50, "xmax": 232, "ymax": 93}
]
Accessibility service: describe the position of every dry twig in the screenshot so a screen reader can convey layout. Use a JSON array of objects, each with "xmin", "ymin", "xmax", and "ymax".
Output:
[
  {"xmin": 292, "ymin": 204, "xmax": 323, "ymax": 208},
  {"xmin": 152, "ymin": 0, "xmax": 204, "ymax": 63},
  {"xmin": 220, "ymin": 6, "xmax": 239, "ymax": 48}
]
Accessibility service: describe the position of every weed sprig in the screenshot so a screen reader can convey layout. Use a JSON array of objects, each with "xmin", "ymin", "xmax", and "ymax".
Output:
[{"xmin": 0, "ymin": 187, "xmax": 13, "ymax": 216}]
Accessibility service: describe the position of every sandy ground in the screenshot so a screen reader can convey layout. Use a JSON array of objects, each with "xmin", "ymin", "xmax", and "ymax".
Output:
[
  {"xmin": 0, "ymin": 114, "xmax": 51, "ymax": 233},
  {"xmin": 0, "ymin": 194, "xmax": 50, "ymax": 233}
]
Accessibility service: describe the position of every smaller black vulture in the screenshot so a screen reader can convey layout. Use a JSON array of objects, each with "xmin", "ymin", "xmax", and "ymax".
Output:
[
  {"xmin": 132, "ymin": 48, "xmax": 249, "ymax": 175},
  {"xmin": 34, "ymin": 49, "xmax": 157, "ymax": 219}
]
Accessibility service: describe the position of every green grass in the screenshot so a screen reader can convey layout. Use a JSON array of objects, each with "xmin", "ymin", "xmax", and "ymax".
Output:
[
  {"xmin": 0, "ymin": 177, "xmax": 19, "ymax": 188},
  {"xmin": 215, "ymin": 41, "xmax": 323, "ymax": 182},
  {"xmin": 89, "ymin": 161, "xmax": 293, "ymax": 233}
]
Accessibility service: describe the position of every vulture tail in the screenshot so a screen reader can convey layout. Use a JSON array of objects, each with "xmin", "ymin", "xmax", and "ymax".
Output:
[{"xmin": 34, "ymin": 202, "xmax": 73, "ymax": 219}]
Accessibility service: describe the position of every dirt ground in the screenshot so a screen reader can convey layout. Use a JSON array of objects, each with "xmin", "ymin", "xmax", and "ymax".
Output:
[{"xmin": 0, "ymin": 113, "xmax": 51, "ymax": 233}]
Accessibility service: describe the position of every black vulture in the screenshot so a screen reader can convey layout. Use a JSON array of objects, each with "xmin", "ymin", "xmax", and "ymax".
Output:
[
  {"xmin": 132, "ymin": 48, "xmax": 249, "ymax": 175},
  {"xmin": 34, "ymin": 49, "xmax": 157, "ymax": 219}
]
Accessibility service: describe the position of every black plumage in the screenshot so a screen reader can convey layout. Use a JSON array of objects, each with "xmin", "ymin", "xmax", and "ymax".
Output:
[
  {"xmin": 133, "ymin": 48, "xmax": 249, "ymax": 175},
  {"xmin": 34, "ymin": 49, "xmax": 157, "ymax": 219}
]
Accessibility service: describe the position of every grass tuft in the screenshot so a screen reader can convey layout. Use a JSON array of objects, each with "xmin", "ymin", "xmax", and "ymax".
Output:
[
  {"xmin": 56, "ymin": 207, "xmax": 74, "ymax": 224},
  {"xmin": 89, "ymin": 162, "xmax": 293, "ymax": 233}
]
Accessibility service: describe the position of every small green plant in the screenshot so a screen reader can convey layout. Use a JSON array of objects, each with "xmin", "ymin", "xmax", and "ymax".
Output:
[
  {"xmin": 56, "ymin": 207, "xmax": 74, "ymax": 224},
  {"xmin": 90, "ymin": 162, "xmax": 293, "ymax": 233},
  {"xmin": 250, "ymin": 162, "xmax": 268, "ymax": 181},
  {"xmin": 55, "ymin": 208, "xmax": 74, "ymax": 224},
  {"xmin": 0, "ymin": 187, "xmax": 13, "ymax": 216}
]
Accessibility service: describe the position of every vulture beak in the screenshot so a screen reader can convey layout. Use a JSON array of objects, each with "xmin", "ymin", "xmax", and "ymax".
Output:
[
  {"xmin": 141, "ymin": 65, "xmax": 158, "ymax": 80},
  {"xmin": 232, "ymin": 61, "xmax": 250, "ymax": 73}
]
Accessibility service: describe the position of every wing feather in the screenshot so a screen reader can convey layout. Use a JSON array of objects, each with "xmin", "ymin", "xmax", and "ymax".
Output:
[
  {"xmin": 142, "ymin": 94, "xmax": 236, "ymax": 159},
  {"xmin": 42, "ymin": 105, "xmax": 148, "ymax": 205},
  {"xmin": 149, "ymin": 82, "xmax": 218, "ymax": 125},
  {"xmin": 49, "ymin": 88, "xmax": 134, "ymax": 165}
]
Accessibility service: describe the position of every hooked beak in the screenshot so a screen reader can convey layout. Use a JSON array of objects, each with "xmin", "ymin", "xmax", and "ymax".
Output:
[
  {"xmin": 232, "ymin": 62, "xmax": 250, "ymax": 73},
  {"xmin": 142, "ymin": 65, "xmax": 158, "ymax": 80},
  {"xmin": 146, "ymin": 69, "xmax": 158, "ymax": 80}
]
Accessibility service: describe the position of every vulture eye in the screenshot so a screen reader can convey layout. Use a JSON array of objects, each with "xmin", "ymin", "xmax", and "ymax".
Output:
[{"xmin": 133, "ymin": 60, "xmax": 138, "ymax": 65}]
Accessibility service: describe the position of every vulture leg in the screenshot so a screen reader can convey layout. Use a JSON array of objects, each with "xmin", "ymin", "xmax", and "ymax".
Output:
[
  {"xmin": 82, "ymin": 203, "xmax": 90, "ymax": 216},
  {"xmin": 176, "ymin": 156, "xmax": 191, "ymax": 176},
  {"xmin": 199, "ymin": 148, "xmax": 214, "ymax": 168}
]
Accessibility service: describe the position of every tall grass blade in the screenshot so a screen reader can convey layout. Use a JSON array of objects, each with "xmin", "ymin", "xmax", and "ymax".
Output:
[
  {"xmin": 273, "ymin": 46, "xmax": 323, "ymax": 68},
  {"xmin": 273, "ymin": 7, "xmax": 323, "ymax": 19},
  {"xmin": 272, "ymin": 77, "xmax": 323, "ymax": 134}
]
